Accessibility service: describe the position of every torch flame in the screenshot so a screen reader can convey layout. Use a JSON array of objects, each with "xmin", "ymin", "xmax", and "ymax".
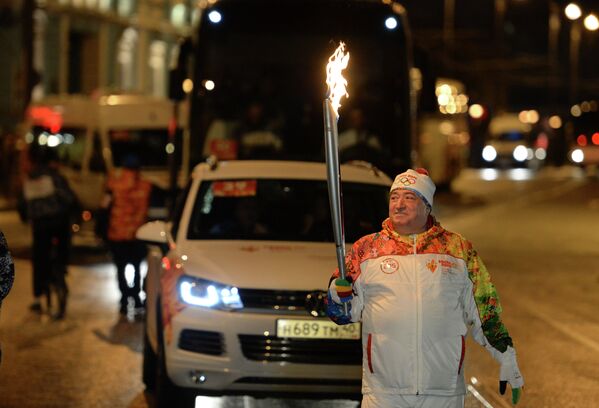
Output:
[{"xmin": 325, "ymin": 42, "xmax": 350, "ymax": 116}]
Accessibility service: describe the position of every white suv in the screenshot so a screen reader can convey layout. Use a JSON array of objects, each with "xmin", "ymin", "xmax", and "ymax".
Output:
[{"xmin": 137, "ymin": 160, "xmax": 392, "ymax": 406}]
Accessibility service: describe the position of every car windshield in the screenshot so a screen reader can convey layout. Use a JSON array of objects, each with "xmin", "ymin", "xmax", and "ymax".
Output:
[{"xmin": 187, "ymin": 178, "xmax": 389, "ymax": 243}]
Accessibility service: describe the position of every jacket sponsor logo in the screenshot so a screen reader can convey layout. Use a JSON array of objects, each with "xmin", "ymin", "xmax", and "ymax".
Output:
[
  {"xmin": 380, "ymin": 258, "xmax": 399, "ymax": 274},
  {"xmin": 426, "ymin": 259, "xmax": 438, "ymax": 273},
  {"xmin": 439, "ymin": 260, "xmax": 457, "ymax": 269}
]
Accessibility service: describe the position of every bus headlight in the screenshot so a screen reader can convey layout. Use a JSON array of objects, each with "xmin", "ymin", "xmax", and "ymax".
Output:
[{"xmin": 179, "ymin": 276, "xmax": 243, "ymax": 310}]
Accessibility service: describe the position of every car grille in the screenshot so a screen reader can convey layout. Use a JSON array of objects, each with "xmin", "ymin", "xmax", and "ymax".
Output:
[
  {"xmin": 178, "ymin": 329, "xmax": 224, "ymax": 355},
  {"xmin": 237, "ymin": 288, "xmax": 325, "ymax": 315},
  {"xmin": 238, "ymin": 334, "xmax": 362, "ymax": 365}
]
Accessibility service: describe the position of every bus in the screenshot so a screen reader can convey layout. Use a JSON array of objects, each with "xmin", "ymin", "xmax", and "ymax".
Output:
[
  {"xmin": 172, "ymin": 0, "xmax": 415, "ymax": 178},
  {"xmin": 24, "ymin": 93, "xmax": 188, "ymax": 246}
]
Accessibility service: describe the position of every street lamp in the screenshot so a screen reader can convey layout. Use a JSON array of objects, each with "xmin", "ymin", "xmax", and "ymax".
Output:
[
  {"xmin": 584, "ymin": 13, "xmax": 599, "ymax": 31},
  {"xmin": 565, "ymin": 3, "xmax": 582, "ymax": 105}
]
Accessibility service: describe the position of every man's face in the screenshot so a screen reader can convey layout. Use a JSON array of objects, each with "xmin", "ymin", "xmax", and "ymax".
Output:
[{"xmin": 388, "ymin": 189, "xmax": 430, "ymax": 234}]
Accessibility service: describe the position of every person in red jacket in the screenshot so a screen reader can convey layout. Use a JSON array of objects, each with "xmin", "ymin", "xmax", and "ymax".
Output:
[
  {"xmin": 103, "ymin": 154, "xmax": 152, "ymax": 315},
  {"xmin": 327, "ymin": 168, "xmax": 523, "ymax": 408}
]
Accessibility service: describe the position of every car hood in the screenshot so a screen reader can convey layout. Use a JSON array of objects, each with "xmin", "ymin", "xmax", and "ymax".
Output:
[{"xmin": 175, "ymin": 241, "xmax": 341, "ymax": 291}]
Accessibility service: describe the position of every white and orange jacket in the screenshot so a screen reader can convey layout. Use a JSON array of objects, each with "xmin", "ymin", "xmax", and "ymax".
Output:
[{"xmin": 326, "ymin": 217, "xmax": 522, "ymax": 397}]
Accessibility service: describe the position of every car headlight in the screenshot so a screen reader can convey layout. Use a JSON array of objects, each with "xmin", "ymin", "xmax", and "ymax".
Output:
[
  {"xmin": 482, "ymin": 145, "xmax": 497, "ymax": 162},
  {"xmin": 178, "ymin": 276, "xmax": 243, "ymax": 310}
]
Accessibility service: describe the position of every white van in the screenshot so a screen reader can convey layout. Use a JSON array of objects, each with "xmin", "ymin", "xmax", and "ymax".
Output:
[{"xmin": 24, "ymin": 93, "xmax": 189, "ymax": 246}]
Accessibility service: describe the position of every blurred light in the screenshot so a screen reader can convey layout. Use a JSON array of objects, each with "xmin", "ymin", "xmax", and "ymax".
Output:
[
  {"xmin": 535, "ymin": 148, "xmax": 547, "ymax": 160},
  {"xmin": 580, "ymin": 101, "xmax": 591, "ymax": 112},
  {"xmin": 481, "ymin": 168, "xmax": 499, "ymax": 181},
  {"xmin": 565, "ymin": 3, "xmax": 582, "ymax": 20},
  {"xmin": 72, "ymin": 224, "xmax": 80, "ymax": 233},
  {"xmin": 82, "ymin": 210, "xmax": 92, "ymax": 222},
  {"xmin": 470, "ymin": 376, "xmax": 479, "ymax": 385},
  {"xmin": 508, "ymin": 168, "xmax": 533, "ymax": 181},
  {"xmin": 38, "ymin": 133, "xmax": 48, "ymax": 145},
  {"xmin": 47, "ymin": 134, "xmax": 62, "ymax": 147},
  {"xmin": 482, "ymin": 145, "xmax": 497, "ymax": 162},
  {"xmin": 592, "ymin": 133, "xmax": 599, "ymax": 145},
  {"xmin": 203, "ymin": 80, "xmax": 215, "ymax": 91},
  {"xmin": 437, "ymin": 94, "xmax": 449, "ymax": 106},
  {"xmin": 577, "ymin": 134, "xmax": 587, "ymax": 146},
  {"xmin": 571, "ymin": 105, "xmax": 582, "ymax": 117},
  {"xmin": 170, "ymin": 4, "xmax": 187, "ymax": 27},
  {"xmin": 263, "ymin": 331, "xmax": 270, "ymax": 336},
  {"xmin": 526, "ymin": 148, "xmax": 534, "ymax": 160},
  {"xmin": 25, "ymin": 132, "xmax": 34, "ymax": 144},
  {"xmin": 527, "ymin": 110, "xmax": 539, "ymax": 124},
  {"xmin": 469, "ymin": 104, "xmax": 484, "ymax": 119},
  {"xmin": 536, "ymin": 132, "xmax": 549, "ymax": 149},
  {"xmin": 548, "ymin": 115, "xmax": 562, "ymax": 129},
  {"xmin": 584, "ymin": 13, "xmax": 599, "ymax": 31},
  {"xmin": 208, "ymin": 10, "xmax": 222, "ymax": 23},
  {"xmin": 518, "ymin": 110, "xmax": 528, "ymax": 123},
  {"xmin": 106, "ymin": 95, "xmax": 119, "ymax": 106},
  {"xmin": 439, "ymin": 121, "xmax": 455, "ymax": 134},
  {"xmin": 64, "ymin": 133, "xmax": 75, "ymax": 144},
  {"xmin": 571, "ymin": 148, "xmax": 584, "ymax": 163},
  {"xmin": 513, "ymin": 145, "xmax": 528, "ymax": 162},
  {"xmin": 183, "ymin": 78, "xmax": 194, "ymax": 93},
  {"xmin": 385, "ymin": 16, "xmax": 398, "ymax": 30},
  {"xmin": 166, "ymin": 142, "xmax": 175, "ymax": 154}
]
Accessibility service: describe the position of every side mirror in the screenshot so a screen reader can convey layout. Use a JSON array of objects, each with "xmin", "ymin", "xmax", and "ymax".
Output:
[{"xmin": 136, "ymin": 221, "xmax": 169, "ymax": 244}]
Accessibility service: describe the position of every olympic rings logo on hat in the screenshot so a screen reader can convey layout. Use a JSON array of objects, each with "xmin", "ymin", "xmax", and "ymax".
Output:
[{"xmin": 398, "ymin": 175, "xmax": 417, "ymax": 186}]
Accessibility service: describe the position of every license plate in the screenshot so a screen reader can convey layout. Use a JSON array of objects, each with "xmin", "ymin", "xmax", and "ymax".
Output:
[{"xmin": 276, "ymin": 319, "xmax": 361, "ymax": 340}]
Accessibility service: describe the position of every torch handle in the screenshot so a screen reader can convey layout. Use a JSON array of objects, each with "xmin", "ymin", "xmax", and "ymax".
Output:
[{"xmin": 323, "ymin": 100, "xmax": 349, "ymax": 315}]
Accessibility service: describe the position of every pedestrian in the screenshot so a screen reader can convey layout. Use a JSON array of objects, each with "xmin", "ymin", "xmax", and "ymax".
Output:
[
  {"xmin": 18, "ymin": 147, "xmax": 76, "ymax": 320},
  {"xmin": 326, "ymin": 168, "xmax": 524, "ymax": 408},
  {"xmin": 102, "ymin": 154, "xmax": 151, "ymax": 315},
  {"xmin": 1, "ymin": 230, "xmax": 15, "ymax": 366}
]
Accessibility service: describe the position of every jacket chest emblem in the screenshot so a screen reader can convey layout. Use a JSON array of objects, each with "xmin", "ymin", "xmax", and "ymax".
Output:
[
  {"xmin": 380, "ymin": 258, "xmax": 399, "ymax": 274},
  {"xmin": 426, "ymin": 259, "xmax": 438, "ymax": 273}
]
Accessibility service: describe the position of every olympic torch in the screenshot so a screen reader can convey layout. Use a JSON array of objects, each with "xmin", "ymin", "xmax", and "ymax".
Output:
[{"xmin": 323, "ymin": 42, "xmax": 350, "ymax": 314}]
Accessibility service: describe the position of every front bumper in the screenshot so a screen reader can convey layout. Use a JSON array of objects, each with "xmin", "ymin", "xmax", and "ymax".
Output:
[{"xmin": 164, "ymin": 306, "xmax": 362, "ymax": 396}]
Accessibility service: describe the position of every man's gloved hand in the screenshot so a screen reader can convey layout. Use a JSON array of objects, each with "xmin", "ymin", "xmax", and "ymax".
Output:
[
  {"xmin": 334, "ymin": 277, "xmax": 353, "ymax": 303},
  {"xmin": 498, "ymin": 346, "xmax": 524, "ymax": 405}
]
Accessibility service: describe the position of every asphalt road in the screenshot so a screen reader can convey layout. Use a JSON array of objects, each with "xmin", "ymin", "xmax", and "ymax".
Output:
[{"xmin": 1, "ymin": 166, "xmax": 598, "ymax": 408}]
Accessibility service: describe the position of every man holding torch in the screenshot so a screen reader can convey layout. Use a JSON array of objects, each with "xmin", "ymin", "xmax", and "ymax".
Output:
[
  {"xmin": 325, "ymin": 168, "xmax": 524, "ymax": 407},
  {"xmin": 322, "ymin": 43, "xmax": 522, "ymax": 408}
]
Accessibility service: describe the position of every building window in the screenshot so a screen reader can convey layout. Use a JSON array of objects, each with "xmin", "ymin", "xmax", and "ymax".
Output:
[
  {"xmin": 117, "ymin": 0, "xmax": 135, "ymax": 17},
  {"xmin": 149, "ymin": 40, "xmax": 167, "ymax": 97},
  {"xmin": 117, "ymin": 28, "xmax": 138, "ymax": 90}
]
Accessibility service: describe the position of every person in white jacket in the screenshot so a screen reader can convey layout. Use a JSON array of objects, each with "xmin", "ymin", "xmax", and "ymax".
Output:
[{"xmin": 326, "ymin": 168, "xmax": 523, "ymax": 408}]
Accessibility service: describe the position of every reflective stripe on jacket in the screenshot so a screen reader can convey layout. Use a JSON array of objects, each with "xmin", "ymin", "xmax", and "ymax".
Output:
[{"xmin": 326, "ymin": 217, "xmax": 512, "ymax": 397}]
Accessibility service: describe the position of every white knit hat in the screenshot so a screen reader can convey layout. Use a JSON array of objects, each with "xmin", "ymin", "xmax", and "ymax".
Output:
[{"xmin": 390, "ymin": 168, "xmax": 436, "ymax": 207}]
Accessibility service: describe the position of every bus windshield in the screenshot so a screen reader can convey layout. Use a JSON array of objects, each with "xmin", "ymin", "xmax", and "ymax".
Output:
[{"xmin": 190, "ymin": 0, "xmax": 413, "ymax": 175}]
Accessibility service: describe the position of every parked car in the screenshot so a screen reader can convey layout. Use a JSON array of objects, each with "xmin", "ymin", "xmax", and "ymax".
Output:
[{"xmin": 136, "ymin": 159, "xmax": 392, "ymax": 406}]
